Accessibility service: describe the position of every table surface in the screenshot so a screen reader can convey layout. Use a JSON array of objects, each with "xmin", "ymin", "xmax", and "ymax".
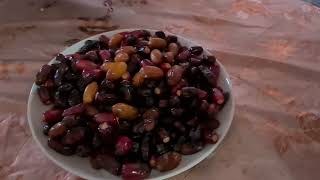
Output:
[{"xmin": 0, "ymin": 0, "xmax": 320, "ymax": 179}]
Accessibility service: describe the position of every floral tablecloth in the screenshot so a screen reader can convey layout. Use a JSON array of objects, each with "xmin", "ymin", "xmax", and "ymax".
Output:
[{"xmin": 0, "ymin": 0, "xmax": 320, "ymax": 179}]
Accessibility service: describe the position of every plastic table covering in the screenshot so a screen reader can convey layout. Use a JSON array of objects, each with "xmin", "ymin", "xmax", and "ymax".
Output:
[{"xmin": 0, "ymin": 0, "xmax": 320, "ymax": 179}]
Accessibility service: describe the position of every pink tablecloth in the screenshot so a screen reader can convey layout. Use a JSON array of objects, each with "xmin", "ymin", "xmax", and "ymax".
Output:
[{"xmin": 1, "ymin": 0, "xmax": 320, "ymax": 179}]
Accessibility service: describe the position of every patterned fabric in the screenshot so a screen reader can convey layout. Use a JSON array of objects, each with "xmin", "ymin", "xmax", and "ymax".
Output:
[{"xmin": 0, "ymin": 0, "xmax": 319, "ymax": 180}]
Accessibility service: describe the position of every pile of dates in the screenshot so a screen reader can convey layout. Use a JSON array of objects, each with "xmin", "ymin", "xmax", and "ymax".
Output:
[{"xmin": 35, "ymin": 30, "xmax": 228, "ymax": 180}]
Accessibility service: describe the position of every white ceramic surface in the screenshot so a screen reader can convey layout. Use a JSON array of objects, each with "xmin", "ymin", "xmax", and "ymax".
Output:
[{"xmin": 27, "ymin": 29, "xmax": 235, "ymax": 180}]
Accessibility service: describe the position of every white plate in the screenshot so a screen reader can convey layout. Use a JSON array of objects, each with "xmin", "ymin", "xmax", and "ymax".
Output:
[{"xmin": 27, "ymin": 29, "xmax": 235, "ymax": 180}]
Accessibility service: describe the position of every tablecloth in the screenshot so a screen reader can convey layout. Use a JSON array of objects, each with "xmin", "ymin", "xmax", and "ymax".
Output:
[{"xmin": 0, "ymin": 0, "xmax": 320, "ymax": 179}]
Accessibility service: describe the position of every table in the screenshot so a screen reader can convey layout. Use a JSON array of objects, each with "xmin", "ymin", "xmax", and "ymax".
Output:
[{"xmin": 0, "ymin": 0, "xmax": 319, "ymax": 179}]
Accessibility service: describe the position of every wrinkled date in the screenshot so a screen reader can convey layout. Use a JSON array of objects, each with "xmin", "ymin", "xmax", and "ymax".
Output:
[
  {"xmin": 156, "ymin": 152, "xmax": 181, "ymax": 172},
  {"xmin": 35, "ymin": 30, "xmax": 229, "ymax": 180}
]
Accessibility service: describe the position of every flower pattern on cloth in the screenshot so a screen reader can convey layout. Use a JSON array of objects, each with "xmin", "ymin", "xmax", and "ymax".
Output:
[{"xmin": 230, "ymin": 0, "xmax": 271, "ymax": 19}]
